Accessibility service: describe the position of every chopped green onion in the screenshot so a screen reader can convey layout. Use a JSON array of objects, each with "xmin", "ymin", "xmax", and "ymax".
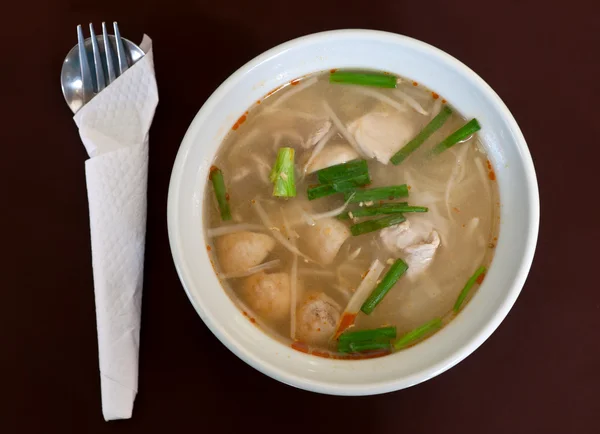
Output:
[
  {"xmin": 453, "ymin": 265, "xmax": 487, "ymax": 312},
  {"xmin": 361, "ymin": 259, "xmax": 408, "ymax": 314},
  {"xmin": 337, "ymin": 340, "xmax": 351, "ymax": 353},
  {"xmin": 431, "ymin": 118, "xmax": 481, "ymax": 155},
  {"xmin": 394, "ymin": 317, "xmax": 442, "ymax": 350},
  {"xmin": 390, "ymin": 105, "xmax": 453, "ymax": 165},
  {"xmin": 331, "ymin": 174, "xmax": 371, "ymax": 191},
  {"xmin": 339, "ymin": 203, "xmax": 427, "ymax": 219},
  {"xmin": 337, "ymin": 338, "xmax": 392, "ymax": 353},
  {"xmin": 307, "ymin": 184, "xmax": 337, "ymax": 201},
  {"xmin": 350, "ymin": 213, "xmax": 406, "ymax": 236},
  {"xmin": 307, "ymin": 184, "xmax": 338, "ymax": 201},
  {"xmin": 307, "ymin": 173, "xmax": 371, "ymax": 201},
  {"xmin": 270, "ymin": 147, "xmax": 296, "ymax": 197},
  {"xmin": 316, "ymin": 159, "xmax": 369, "ymax": 184},
  {"xmin": 345, "ymin": 185, "xmax": 409, "ymax": 203},
  {"xmin": 209, "ymin": 166, "xmax": 232, "ymax": 221},
  {"xmin": 330, "ymin": 71, "xmax": 397, "ymax": 88},
  {"xmin": 339, "ymin": 326, "xmax": 397, "ymax": 343},
  {"xmin": 348, "ymin": 341, "xmax": 392, "ymax": 353}
]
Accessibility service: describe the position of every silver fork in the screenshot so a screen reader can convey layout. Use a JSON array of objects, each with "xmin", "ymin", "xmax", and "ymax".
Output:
[
  {"xmin": 76, "ymin": 22, "xmax": 129, "ymax": 104},
  {"xmin": 61, "ymin": 22, "xmax": 144, "ymax": 113}
]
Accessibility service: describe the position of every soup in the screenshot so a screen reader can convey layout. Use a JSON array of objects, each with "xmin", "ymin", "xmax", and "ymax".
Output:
[{"xmin": 204, "ymin": 70, "xmax": 499, "ymax": 359}]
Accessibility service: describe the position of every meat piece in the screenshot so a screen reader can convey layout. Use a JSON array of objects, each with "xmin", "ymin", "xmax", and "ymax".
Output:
[
  {"xmin": 380, "ymin": 221, "xmax": 420, "ymax": 250},
  {"xmin": 347, "ymin": 112, "xmax": 416, "ymax": 164},
  {"xmin": 306, "ymin": 143, "xmax": 359, "ymax": 173},
  {"xmin": 305, "ymin": 120, "xmax": 332, "ymax": 148},
  {"xmin": 296, "ymin": 292, "xmax": 341, "ymax": 345},
  {"xmin": 380, "ymin": 220, "xmax": 440, "ymax": 277},
  {"xmin": 301, "ymin": 217, "xmax": 350, "ymax": 265},
  {"xmin": 216, "ymin": 231, "xmax": 276, "ymax": 274},
  {"xmin": 404, "ymin": 231, "xmax": 440, "ymax": 276},
  {"xmin": 240, "ymin": 272, "xmax": 290, "ymax": 321}
]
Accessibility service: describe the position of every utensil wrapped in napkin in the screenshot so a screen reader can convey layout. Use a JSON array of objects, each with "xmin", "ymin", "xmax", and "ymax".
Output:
[{"xmin": 73, "ymin": 35, "xmax": 158, "ymax": 421}]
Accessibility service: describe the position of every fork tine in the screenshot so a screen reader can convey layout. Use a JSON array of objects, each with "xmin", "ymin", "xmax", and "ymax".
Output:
[
  {"xmin": 113, "ymin": 22, "xmax": 129, "ymax": 75},
  {"xmin": 89, "ymin": 23, "xmax": 106, "ymax": 92},
  {"xmin": 102, "ymin": 22, "xmax": 116, "ymax": 83},
  {"xmin": 77, "ymin": 25, "xmax": 94, "ymax": 103}
]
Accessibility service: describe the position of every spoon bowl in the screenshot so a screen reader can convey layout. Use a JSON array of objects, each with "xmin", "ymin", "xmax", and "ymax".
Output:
[{"xmin": 60, "ymin": 35, "xmax": 144, "ymax": 113}]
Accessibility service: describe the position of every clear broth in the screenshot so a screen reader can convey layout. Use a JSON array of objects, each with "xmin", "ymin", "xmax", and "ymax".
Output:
[{"xmin": 204, "ymin": 70, "xmax": 499, "ymax": 358}]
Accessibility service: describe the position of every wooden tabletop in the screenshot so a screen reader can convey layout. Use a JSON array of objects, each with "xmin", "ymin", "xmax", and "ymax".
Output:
[{"xmin": 3, "ymin": 0, "xmax": 599, "ymax": 432}]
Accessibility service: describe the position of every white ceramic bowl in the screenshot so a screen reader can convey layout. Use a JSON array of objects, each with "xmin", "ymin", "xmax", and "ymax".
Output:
[{"xmin": 167, "ymin": 29, "xmax": 539, "ymax": 395}]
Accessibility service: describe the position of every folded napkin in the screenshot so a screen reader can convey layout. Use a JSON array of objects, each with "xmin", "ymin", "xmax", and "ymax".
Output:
[{"xmin": 73, "ymin": 35, "xmax": 158, "ymax": 421}]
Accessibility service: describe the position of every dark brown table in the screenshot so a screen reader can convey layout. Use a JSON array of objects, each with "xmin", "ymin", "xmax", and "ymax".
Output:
[{"xmin": 3, "ymin": 1, "xmax": 599, "ymax": 432}]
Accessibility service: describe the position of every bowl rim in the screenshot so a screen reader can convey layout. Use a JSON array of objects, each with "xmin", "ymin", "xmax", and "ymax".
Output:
[{"xmin": 167, "ymin": 29, "xmax": 540, "ymax": 394}]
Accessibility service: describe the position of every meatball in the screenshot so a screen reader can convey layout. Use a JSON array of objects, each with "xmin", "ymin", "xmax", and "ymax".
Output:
[
  {"xmin": 296, "ymin": 293, "xmax": 341, "ymax": 345},
  {"xmin": 240, "ymin": 272, "xmax": 290, "ymax": 321},
  {"xmin": 301, "ymin": 218, "xmax": 350, "ymax": 265},
  {"xmin": 216, "ymin": 231, "xmax": 276, "ymax": 274}
]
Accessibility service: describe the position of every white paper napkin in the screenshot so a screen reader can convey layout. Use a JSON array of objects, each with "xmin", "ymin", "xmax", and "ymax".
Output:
[{"xmin": 73, "ymin": 35, "xmax": 158, "ymax": 421}]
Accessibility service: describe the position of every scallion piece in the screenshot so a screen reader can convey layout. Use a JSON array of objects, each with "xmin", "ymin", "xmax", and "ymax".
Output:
[
  {"xmin": 339, "ymin": 326, "xmax": 397, "ymax": 343},
  {"xmin": 393, "ymin": 317, "xmax": 442, "ymax": 350},
  {"xmin": 337, "ymin": 340, "xmax": 351, "ymax": 353},
  {"xmin": 348, "ymin": 341, "xmax": 392, "ymax": 353},
  {"xmin": 345, "ymin": 185, "xmax": 409, "ymax": 203},
  {"xmin": 331, "ymin": 174, "xmax": 371, "ymax": 191},
  {"xmin": 453, "ymin": 265, "xmax": 487, "ymax": 312},
  {"xmin": 431, "ymin": 118, "xmax": 481, "ymax": 155},
  {"xmin": 209, "ymin": 166, "xmax": 232, "ymax": 221},
  {"xmin": 330, "ymin": 71, "xmax": 397, "ymax": 88},
  {"xmin": 361, "ymin": 259, "xmax": 408, "ymax": 314},
  {"xmin": 338, "ymin": 338, "xmax": 391, "ymax": 353},
  {"xmin": 390, "ymin": 105, "xmax": 453, "ymax": 165},
  {"xmin": 339, "ymin": 203, "xmax": 427, "ymax": 219},
  {"xmin": 350, "ymin": 213, "xmax": 406, "ymax": 236},
  {"xmin": 270, "ymin": 147, "xmax": 296, "ymax": 197},
  {"xmin": 307, "ymin": 184, "xmax": 338, "ymax": 201},
  {"xmin": 316, "ymin": 159, "xmax": 369, "ymax": 184},
  {"xmin": 307, "ymin": 173, "xmax": 371, "ymax": 201}
]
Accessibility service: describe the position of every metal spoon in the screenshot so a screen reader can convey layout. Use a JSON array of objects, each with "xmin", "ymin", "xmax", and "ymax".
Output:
[{"xmin": 60, "ymin": 22, "xmax": 145, "ymax": 114}]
